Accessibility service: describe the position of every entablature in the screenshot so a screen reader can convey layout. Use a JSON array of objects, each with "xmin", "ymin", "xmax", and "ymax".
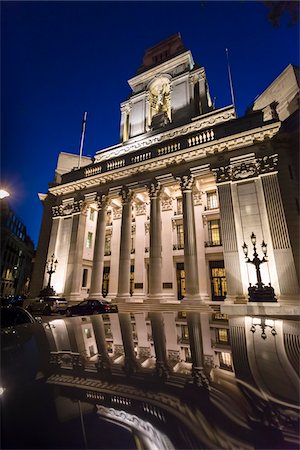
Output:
[{"xmin": 50, "ymin": 118, "xmax": 281, "ymax": 197}]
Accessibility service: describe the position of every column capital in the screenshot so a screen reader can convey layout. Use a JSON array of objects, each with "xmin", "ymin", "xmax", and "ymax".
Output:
[
  {"xmin": 177, "ymin": 172, "xmax": 194, "ymax": 193},
  {"xmin": 96, "ymin": 193, "xmax": 108, "ymax": 211},
  {"xmin": 146, "ymin": 179, "xmax": 161, "ymax": 199},
  {"xmin": 120, "ymin": 186, "xmax": 134, "ymax": 205}
]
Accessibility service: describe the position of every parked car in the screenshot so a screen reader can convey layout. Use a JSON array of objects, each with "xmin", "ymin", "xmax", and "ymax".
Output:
[
  {"xmin": 27, "ymin": 296, "xmax": 68, "ymax": 316},
  {"xmin": 65, "ymin": 299, "xmax": 118, "ymax": 317},
  {"xmin": 1, "ymin": 305, "xmax": 36, "ymax": 328},
  {"xmin": 1, "ymin": 306, "xmax": 49, "ymax": 393}
]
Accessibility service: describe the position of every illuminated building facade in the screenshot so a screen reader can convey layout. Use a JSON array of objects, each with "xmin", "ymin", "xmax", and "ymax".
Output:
[{"xmin": 30, "ymin": 34, "xmax": 299, "ymax": 313}]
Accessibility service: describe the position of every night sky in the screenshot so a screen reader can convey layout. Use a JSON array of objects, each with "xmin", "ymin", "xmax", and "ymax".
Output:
[{"xmin": 2, "ymin": 1, "xmax": 299, "ymax": 247}]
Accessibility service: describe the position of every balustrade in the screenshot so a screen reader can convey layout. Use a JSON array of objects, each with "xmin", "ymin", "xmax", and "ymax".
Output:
[{"xmin": 187, "ymin": 129, "xmax": 214, "ymax": 147}]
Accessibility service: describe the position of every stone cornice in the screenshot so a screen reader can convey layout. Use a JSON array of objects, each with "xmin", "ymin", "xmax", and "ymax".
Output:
[
  {"xmin": 94, "ymin": 105, "xmax": 235, "ymax": 163},
  {"xmin": 128, "ymin": 51, "xmax": 194, "ymax": 89},
  {"xmin": 49, "ymin": 121, "xmax": 281, "ymax": 196}
]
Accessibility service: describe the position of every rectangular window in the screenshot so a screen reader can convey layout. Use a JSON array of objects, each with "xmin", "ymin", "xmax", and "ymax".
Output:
[
  {"xmin": 181, "ymin": 325, "xmax": 189, "ymax": 339},
  {"xmin": 219, "ymin": 352, "xmax": 232, "ymax": 370},
  {"xmin": 89, "ymin": 208, "xmax": 95, "ymax": 221},
  {"xmin": 176, "ymin": 198, "xmax": 183, "ymax": 215},
  {"xmin": 207, "ymin": 191, "xmax": 218, "ymax": 210},
  {"xmin": 217, "ymin": 328, "xmax": 229, "ymax": 343},
  {"xmin": 82, "ymin": 268, "xmax": 88, "ymax": 287},
  {"xmin": 210, "ymin": 260, "xmax": 227, "ymax": 301},
  {"xmin": 104, "ymin": 234, "xmax": 111, "ymax": 255},
  {"xmin": 86, "ymin": 232, "xmax": 93, "ymax": 249},
  {"xmin": 84, "ymin": 327, "xmax": 92, "ymax": 339},
  {"xmin": 176, "ymin": 224, "xmax": 184, "ymax": 249},
  {"xmin": 208, "ymin": 220, "xmax": 222, "ymax": 246}
]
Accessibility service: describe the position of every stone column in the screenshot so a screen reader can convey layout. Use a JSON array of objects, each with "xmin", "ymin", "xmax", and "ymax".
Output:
[
  {"xmin": 116, "ymin": 187, "xmax": 133, "ymax": 302},
  {"xmin": 261, "ymin": 173, "xmax": 299, "ymax": 303},
  {"xmin": 150, "ymin": 312, "xmax": 170, "ymax": 379},
  {"xmin": 88, "ymin": 194, "xmax": 108, "ymax": 299},
  {"xmin": 217, "ymin": 183, "xmax": 245, "ymax": 303},
  {"xmin": 178, "ymin": 172, "xmax": 202, "ymax": 302},
  {"xmin": 186, "ymin": 312, "xmax": 210, "ymax": 388},
  {"xmin": 119, "ymin": 313, "xmax": 140, "ymax": 375},
  {"xmin": 90, "ymin": 315, "xmax": 111, "ymax": 371},
  {"xmin": 147, "ymin": 180, "xmax": 163, "ymax": 301},
  {"xmin": 66, "ymin": 202, "xmax": 88, "ymax": 302}
]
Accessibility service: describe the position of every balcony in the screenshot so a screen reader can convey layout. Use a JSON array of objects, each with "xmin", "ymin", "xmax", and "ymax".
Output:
[
  {"xmin": 211, "ymin": 339, "xmax": 231, "ymax": 349},
  {"xmin": 204, "ymin": 240, "xmax": 222, "ymax": 247},
  {"xmin": 173, "ymin": 243, "xmax": 184, "ymax": 251},
  {"xmin": 177, "ymin": 336, "xmax": 190, "ymax": 345}
]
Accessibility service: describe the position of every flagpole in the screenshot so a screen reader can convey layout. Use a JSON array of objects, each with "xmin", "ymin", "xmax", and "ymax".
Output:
[
  {"xmin": 225, "ymin": 48, "xmax": 237, "ymax": 117},
  {"xmin": 78, "ymin": 111, "xmax": 87, "ymax": 169}
]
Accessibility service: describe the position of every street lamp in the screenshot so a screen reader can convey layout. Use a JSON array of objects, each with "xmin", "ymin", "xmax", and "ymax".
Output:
[
  {"xmin": 46, "ymin": 254, "xmax": 58, "ymax": 290},
  {"xmin": 0, "ymin": 189, "xmax": 10, "ymax": 200},
  {"xmin": 242, "ymin": 233, "xmax": 276, "ymax": 302}
]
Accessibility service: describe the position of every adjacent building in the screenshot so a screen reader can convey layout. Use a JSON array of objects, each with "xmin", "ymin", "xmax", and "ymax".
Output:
[
  {"xmin": 1, "ymin": 200, "xmax": 35, "ymax": 297},
  {"xmin": 30, "ymin": 34, "xmax": 299, "ymax": 311}
]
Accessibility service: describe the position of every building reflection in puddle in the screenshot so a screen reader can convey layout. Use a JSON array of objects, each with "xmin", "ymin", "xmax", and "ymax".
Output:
[{"xmin": 39, "ymin": 309, "xmax": 299, "ymax": 449}]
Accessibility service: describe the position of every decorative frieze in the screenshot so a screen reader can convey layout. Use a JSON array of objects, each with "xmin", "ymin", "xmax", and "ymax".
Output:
[
  {"xmin": 213, "ymin": 154, "xmax": 279, "ymax": 183},
  {"xmin": 112, "ymin": 207, "xmax": 122, "ymax": 220},
  {"xmin": 193, "ymin": 191, "xmax": 203, "ymax": 206},
  {"xmin": 161, "ymin": 197, "xmax": 173, "ymax": 211},
  {"xmin": 144, "ymin": 222, "xmax": 150, "ymax": 234},
  {"xmin": 52, "ymin": 200, "xmax": 84, "ymax": 217},
  {"xmin": 135, "ymin": 203, "xmax": 147, "ymax": 216}
]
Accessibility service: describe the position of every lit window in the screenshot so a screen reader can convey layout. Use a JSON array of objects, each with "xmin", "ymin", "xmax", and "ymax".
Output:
[
  {"xmin": 219, "ymin": 352, "xmax": 232, "ymax": 368},
  {"xmin": 217, "ymin": 328, "xmax": 229, "ymax": 343},
  {"xmin": 177, "ymin": 198, "xmax": 183, "ymax": 215},
  {"xmin": 86, "ymin": 232, "xmax": 93, "ymax": 249},
  {"xmin": 84, "ymin": 327, "xmax": 92, "ymax": 339},
  {"xmin": 181, "ymin": 325, "xmax": 189, "ymax": 339},
  {"xmin": 207, "ymin": 191, "xmax": 218, "ymax": 210},
  {"xmin": 208, "ymin": 220, "xmax": 222, "ymax": 246},
  {"xmin": 90, "ymin": 208, "xmax": 95, "ymax": 221},
  {"xmin": 176, "ymin": 224, "xmax": 184, "ymax": 249}
]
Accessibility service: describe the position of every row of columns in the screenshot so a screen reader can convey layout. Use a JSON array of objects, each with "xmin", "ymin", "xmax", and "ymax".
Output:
[
  {"xmin": 55, "ymin": 312, "xmax": 209, "ymax": 387},
  {"xmin": 85, "ymin": 172, "xmax": 203, "ymax": 304}
]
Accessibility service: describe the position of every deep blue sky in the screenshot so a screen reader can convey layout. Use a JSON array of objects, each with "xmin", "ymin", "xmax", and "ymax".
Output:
[{"xmin": 1, "ymin": 1, "xmax": 299, "ymax": 247}]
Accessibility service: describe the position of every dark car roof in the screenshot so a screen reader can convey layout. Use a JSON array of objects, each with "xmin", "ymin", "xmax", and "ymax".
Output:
[{"xmin": 1, "ymin": 306, "xmax": 35, "ymax": 328}]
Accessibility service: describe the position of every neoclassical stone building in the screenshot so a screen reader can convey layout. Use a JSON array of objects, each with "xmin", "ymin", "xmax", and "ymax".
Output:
[{"xmin": 30, "ymin": 34, "xmax": 299, "ymax": 309}]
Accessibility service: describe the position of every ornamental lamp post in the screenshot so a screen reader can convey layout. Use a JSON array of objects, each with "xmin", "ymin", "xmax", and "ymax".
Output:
[
  {"xmin": 46, "ymin": 254, "xmax": 58, "ymax": 293},
  {"xmin": 242, "ymin": 233, "xmax": 276, "ymax": 302}
]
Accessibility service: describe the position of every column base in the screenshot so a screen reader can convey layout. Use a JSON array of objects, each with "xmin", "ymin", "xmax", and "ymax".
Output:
[
  {"xmin": 277, "ymin": 294, "xmax": 300, "ymax": 305},
  {"xmin": 147, "ymin": 293, "xmax": 165, "ymax": 303},
  {"xmin": 160, "ymin": 293, "xmax": 179, "ymax": 304},
  {"xmin": 224, "ymin": 294, "xmax": 247, "ymax": 304},
  {"xmin": 88, "ymin": 292, "xmax": 104, "ymax": 301},
  {"xmin": 115, "ymin": 294, "xmax": 132, "ymax": 303},
  {"xmin": 182, "ymin": 294, "xmax": 205, "ymax": 305},
  {"xmin": 67, "ymin": 292, "xmax": 82, "ymax": 303}
]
